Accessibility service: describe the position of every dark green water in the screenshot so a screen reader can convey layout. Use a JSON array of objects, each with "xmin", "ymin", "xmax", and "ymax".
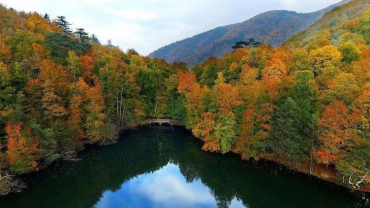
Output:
[{"xmin": 0, "ymin": 126, "xmax": 369, "ymax": 208}]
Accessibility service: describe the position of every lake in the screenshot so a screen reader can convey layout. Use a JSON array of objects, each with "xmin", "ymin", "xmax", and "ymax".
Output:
[{"xmin": 0, "ymin": 126, "xmax": 368, "ymax": 208}]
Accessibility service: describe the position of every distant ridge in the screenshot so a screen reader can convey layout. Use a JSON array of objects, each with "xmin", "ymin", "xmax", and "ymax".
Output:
[{"xmin": 149, "ymin": 0, "xmax": 350, "ymax": 67}]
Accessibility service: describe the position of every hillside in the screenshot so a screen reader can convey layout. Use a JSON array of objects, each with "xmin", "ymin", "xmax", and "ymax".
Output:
[
  {"xmin": 149, "ymin": 0, "xmax": 350, "ymax": 67},
  {"xmin": 285, "ymin": 0, "xmax": 370, "ymax": 50},
  {"xmin": 2, "ymin": 0, "xmax": 370, "ymax": 197},
  {"xmin": 178, "ymin": 0, "xmax": 370, "ymax": 192},
  {"xmin": 0, "ymin": 5, "xmax": 187, "ymax": 195}
]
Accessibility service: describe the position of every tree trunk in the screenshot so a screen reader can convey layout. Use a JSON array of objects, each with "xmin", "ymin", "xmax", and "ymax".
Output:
[
  {"xmin": 310, "ymin": 139, "xmax": 314, "ymax": 175},
  {"xmin": 154, "ymin": 97, "xmax": 158, "ymax": 119}
]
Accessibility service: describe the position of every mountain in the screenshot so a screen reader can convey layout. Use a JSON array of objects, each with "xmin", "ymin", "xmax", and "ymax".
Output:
[
  {"xmin": 178, "ymin": 0, "xmax": 370, "ymax": 192},
  {"xmin": 149, "ymin": 0, "xmax": 350, "ymax": 67},
  {"xmin": 285, "ymin": 0, "xmax": 369, "ymax": 49}
]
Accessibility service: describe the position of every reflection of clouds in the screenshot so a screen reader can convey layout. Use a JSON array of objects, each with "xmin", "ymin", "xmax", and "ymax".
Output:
[
  {"xmin": 230, "ymin": 197, "xmax": 247, "ymax": 208},
  {"xmin": 133, "ymin": 163, "xmax": 215, "ymax": 206},
  {"xmin": 94, "ymin": 163, "xmax": 246, "ymax": 208}
]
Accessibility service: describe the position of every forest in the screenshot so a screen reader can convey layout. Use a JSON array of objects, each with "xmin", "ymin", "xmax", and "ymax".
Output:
[
  {"xmin": 1, "ymin": 0, "xmax": 370, "ymax": 195},
  {"xmin": 148, "ymin": 0, "xmax": 349, "ymax": 67},
  {"xmin": 0, "ymin": 6, "xmax": 188, "ymax": 194}
]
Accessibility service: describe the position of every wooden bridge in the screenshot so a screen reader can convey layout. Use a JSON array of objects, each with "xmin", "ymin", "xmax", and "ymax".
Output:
[{"xmin": 144, "ymin": 119, "xmax": 184, "ymax": 126}]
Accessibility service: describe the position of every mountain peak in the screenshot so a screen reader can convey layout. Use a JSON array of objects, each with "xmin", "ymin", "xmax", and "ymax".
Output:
[{"xmin": 149, "ymin": 0, "xmax": 351, "ymax": 67}]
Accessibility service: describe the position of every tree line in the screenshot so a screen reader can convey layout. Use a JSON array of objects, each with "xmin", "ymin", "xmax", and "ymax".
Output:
[
  {"xmin": 1, "ymin": 2, "xmax": 370, "ymax": 195},
  {"xmin": 0, "ymin": 7, "xmax": 186, "ymax": 194}
]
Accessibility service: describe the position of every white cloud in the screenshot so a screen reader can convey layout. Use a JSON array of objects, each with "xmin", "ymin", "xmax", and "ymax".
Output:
[
  {"xmin": 86, "ymin": 0, "xmax": 121, "ymax": 4},
  {"xmin": 93, "ymin": 163, "xmax": 219, "ymax": 208},
  {"xmin": 119, "ymin": 10, "xmax": 159, "ymax": 21},
  {"xmin": 0, "ymin": 0, "xmax": 344, "ymax": 55},
  {"xmin": 133, "ymin": 164, "xmax": 215, "ymax": 205},
  {"xmin": 281, "ymin": 0, "xmax": 300, "ymax": 5}
]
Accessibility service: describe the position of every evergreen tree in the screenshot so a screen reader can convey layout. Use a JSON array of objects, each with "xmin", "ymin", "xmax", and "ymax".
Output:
[
  {"xmin": 44, "ymin": 33, "xmax": 91, "ymax": 65},
  {"xmin": 90, "ymin": 34, "xmax": 100, "ymax": 44},
  {"xmin": 232, "ymin": 38, "xmax": 260, "ymax": 50},
  {"xmin": 43, "ymin": 13, "xmax": 50, "ymax": 23},
  {"xmin": 272, "ymin": 71, "xmax": 318, "ymax": 167},
  {"xmin": 74, "ymin": 28, "xmax": 89, "ymax": 43},
  {"xmin": 56, "ymin": 16, "xmax": 72, "ymax": 34}
]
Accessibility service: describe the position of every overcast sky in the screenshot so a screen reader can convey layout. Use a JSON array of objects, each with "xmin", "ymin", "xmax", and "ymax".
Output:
[{"xmin": 0, "ymin": 0, "xmax": 342, "ymax": 55}]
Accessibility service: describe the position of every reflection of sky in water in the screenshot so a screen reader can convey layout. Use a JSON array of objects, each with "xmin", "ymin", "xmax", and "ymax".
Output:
[{"xmin": 94, "ymin": 163, "xmax": 246, "ymax": 208}]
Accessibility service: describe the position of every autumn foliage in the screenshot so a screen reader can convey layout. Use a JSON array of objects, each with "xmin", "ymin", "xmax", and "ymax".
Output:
[
  {"xmin": 0, "ymin": 6, "xmax": 185, "ymax": 195},
  {"xmin": 2, "ymin": 0, "xmax": 370, "ymax": 195},
  {"xmin": 176, "ymin": 3, "xmax": 370, "ymax": 189},
  {"xmin": 5, "ymin": 123, "xmax": 39, "ymax": 174}
]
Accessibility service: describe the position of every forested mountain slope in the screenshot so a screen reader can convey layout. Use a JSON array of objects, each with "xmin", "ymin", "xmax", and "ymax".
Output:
[
  {"xmin": 0, "ymin": 5, "xmax": 187, "ymax": 195},
  {"xmin": 178, "ymin": 0, "xmax": 370, "ymax": 192},
  {"xmin": 285, "ymin": 0, "xmax": 370, "ymax": 49},
  {"xmin": 149, "ymin": 0, "xmax": 350, "ymax": 67}
]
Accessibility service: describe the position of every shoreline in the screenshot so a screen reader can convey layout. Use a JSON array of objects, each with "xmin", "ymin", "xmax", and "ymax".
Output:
[
  {"xmin": 142, "ymin": 124, "xmax": 370, "ymax": 193},
  {"xmin": 2, "ymin": 124, "xmax": 369, "ymax": 196},
  {"xmin": 255, "ymin": 154, "xmax": 370, "ymax": 193}
]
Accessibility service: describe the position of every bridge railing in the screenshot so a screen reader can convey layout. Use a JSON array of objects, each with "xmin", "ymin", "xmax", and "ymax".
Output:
[{"xmin": 144, "ymin": 119, "xmax": 184, "ymax": 126}]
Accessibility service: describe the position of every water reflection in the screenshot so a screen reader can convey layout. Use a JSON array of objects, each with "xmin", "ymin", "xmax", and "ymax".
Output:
[
  {"xmin": 0, "ymin": 126, "xmax": 368, "ymax": 208},
  {"xmin": 94, "ymin": 163, "xmax": 244, "ymax": 208}
]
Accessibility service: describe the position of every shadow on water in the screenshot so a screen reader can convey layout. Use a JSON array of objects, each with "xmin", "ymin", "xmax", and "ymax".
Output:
[{"xmin": 0, "ymin": 126, "xmax": 369, "ymax": 208}]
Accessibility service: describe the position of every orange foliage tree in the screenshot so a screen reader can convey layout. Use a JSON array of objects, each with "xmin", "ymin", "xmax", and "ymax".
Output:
[
  {"xmin": 5, "ymin": 123, "xmax": 39, "ymax": 174},
  {"xmin": 262, "ymin": 57, "xmax": 287, "ymax": 82},
  {"xmin": 316, "ymin": 102, "xmax": 360, "ymax": 165},
  {"xmin": 80, "ymin": 55, "xmax": 94, "ymax": 81},
  {"xmin": 84, "ymin": 76, "xmax": 107, "ymax": 143},
  {"xmin": 41, "ymin": 79, "xmax": 67, "ymax": 120},
  {"xmin": 214, "ymin": 83, "xmax": 242, "ymax": 114},
  {"xmin": 178, "ymin": 71, "xmax": 210, "ymax": 128},
  {"xmin": 353, "ymin": 86, "xmax": 370, "ymax": 133},
  {"xmin": 192, "ymin": 112, "xmax": 220, "ymax": 152}
]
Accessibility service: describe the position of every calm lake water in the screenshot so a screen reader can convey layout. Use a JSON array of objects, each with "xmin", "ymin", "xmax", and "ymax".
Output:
[{"xmin": 0, "ymin": 126, "xmax": 369, "ymax": 208}]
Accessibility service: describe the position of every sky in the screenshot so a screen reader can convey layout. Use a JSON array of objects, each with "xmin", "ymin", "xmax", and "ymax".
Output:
[
  {"xmin": 94, "ymin": 163, "xmax": 246, "ymax": 208},
  {"xmin": 0, "ymin": 0, "xmax": 342, "ymax": 55}
]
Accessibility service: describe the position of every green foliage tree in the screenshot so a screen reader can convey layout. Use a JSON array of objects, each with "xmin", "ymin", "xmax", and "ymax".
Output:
[
  {"xmin": 272, "ymin": 98, "xmax": 307, "ymax": 164},
  {"xmin": 67, "ymin": 51, "xmax": 82, "ymax": 82},
  {"xmin": 232, "ymin": 38, "xmax": 261, "ymax": 50},
  {"xmin": 338, "ymin": 42, "xmax": 361, "ymax": 64},
  {"xmin": 137, "ymin": 69, "xmax": 159, "ymax": 117},
  {"xmin": 214, "ymin": 112, "xmax": 238, "ymax": 154},
  {"xmin": 272, "ymin": 71, "xmax": 318, "ymax": 166},
  {"xmin": 336, "ymin": 140, "xmax": 370, "ymax": 188},
  {"xmin": 44, "ymin": 33, "xmax": 91, "ymax": 65}
]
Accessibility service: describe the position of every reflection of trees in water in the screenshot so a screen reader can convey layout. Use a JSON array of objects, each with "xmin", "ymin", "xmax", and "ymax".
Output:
[{"xmin": 0, "ymin": 126, "xmax": 367, "ymax": 208}]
